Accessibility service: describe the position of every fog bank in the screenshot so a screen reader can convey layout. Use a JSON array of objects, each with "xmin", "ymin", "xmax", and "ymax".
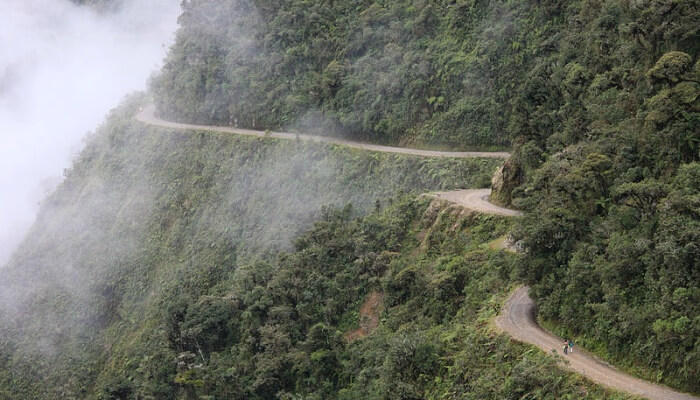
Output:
[{"xmin": 0, "ymin": 0, "xmax": 180, "ymax": 264}]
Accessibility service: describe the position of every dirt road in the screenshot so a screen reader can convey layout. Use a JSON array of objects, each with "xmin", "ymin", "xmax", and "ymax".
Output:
[
  {"xmin": 429, "ymin": 189, "xmax": 523, "ymax": 216},
  {"xmin": 136, "ymin": 105, "xmax": 510, "ymax": 159},
  {"xmin": 496, "ymin": 287, "xmax": 699, "ymax": 400}
]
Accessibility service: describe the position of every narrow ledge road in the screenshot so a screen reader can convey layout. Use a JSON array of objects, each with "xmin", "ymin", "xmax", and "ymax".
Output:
[
  {"xmin": 135, "ymin": 104, "xmax": 698, "ymax": 400},
  {"xmin": 136, "ymin": 105, "xmax": 511, "ymax": 159},
  {"xmin": 429, "ymin": 188, "xmax": 523, "ymax": 217},
  {"xmin": 496, "ymin": 287, "xmax": 699, "ymax": 400}
]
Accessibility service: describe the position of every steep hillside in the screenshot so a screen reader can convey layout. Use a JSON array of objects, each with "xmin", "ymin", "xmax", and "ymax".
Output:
[
  {"xmin": 152, "ymin": 0, "xmax": 699, "ymax": 392},
  {"xmin": 152, "ymin": 0, "xmax": 540, "ymax": 149},
  {"xmin": 495, "ymin": 6, "xmax": 699, "ymax": 392},
  {"xmin": 1, "ymin": 0, "xmax": 697, "ymax": 397},
  {"xmin": 0, "ymin": 98, "xmax": 499, "ymax": 399},
  {"xmin": 85, "ymin": 197, "xmax": 631, "ymax": 399},
  {"xmin": 0, "ymin": 158, "xmax": 635, "ymax": 399},
  {"xmin": 152, "ymin": 1, "xmax": 697, "ymax": 151}
]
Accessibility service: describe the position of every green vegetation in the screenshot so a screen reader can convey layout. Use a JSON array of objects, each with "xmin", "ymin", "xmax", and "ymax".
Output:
[
  {"xmin": 497, "ymin": 7, "xmax": 699, "ymax": 394},
  {"xmin": 1, "ymin": 0, "xmax": 698, "ymax": 397},
  {"xmin": 0, "ymin": 169, "xmax": 635, "ymax": 398},
  {"xmin": 95, "ymin": 197, "xmax": 629, "ymax": 400},
  {"xmin": 0, "ymin": 99, "xmax": 499, "ymax": 399},
  {"xmin": 154, "ymin": 0, "xmax": 699, "ymax": 391},
  {"xmin": 153, "ymin": 0, "xmax": 545, "ymax": 149}
]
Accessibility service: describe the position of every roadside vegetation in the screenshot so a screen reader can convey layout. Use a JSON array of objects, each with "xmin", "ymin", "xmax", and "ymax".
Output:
[
  {"xmin": 93, "ymin": 197, "xmax": 631, "ymax": 400},
  {"xmin": 0, "ymin": 174, "xmax": 635, "ymax": 399}
]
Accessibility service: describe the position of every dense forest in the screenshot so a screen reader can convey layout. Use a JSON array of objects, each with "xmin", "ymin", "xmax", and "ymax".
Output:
[
  {"xmin": 153, "ymin": 0, "xmax": 699, "ymax": 393},
  {"xmin": 153, "ymin": 0, "xmax": 540, "ymax": 148},
  {"xmin": 153, "ymin": 1, "xmax": 698, "ymax": 151},
  {"xmin": 510, "ymin": 48, "xmax": 699, "ymax": 391},
  {"xmin": 500, "ymin": 3, "xmax": 699, "ymax": 393},
  {"xmin": 0, "ymin": 0, "xmax": 697, "ymax": 398},
  {"xmin": 0, "ymin": 98, "xmax": 631, "ymax": 398},
  {"xmin": 0, "ymin": 99, "xmax": 499, "ymax": 398}
]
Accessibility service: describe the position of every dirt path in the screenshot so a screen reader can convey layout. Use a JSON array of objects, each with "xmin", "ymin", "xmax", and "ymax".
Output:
[
  {"xmin": 429, "ymin": 189, "xmax": 523, "ymax": 217},
  {"xmin": 496, "ymin": 287, "xmax": 699, "ymax": 400},
  {"xmin": 136, "ymin": 105, "xmax": 510, "ymax": 159}
]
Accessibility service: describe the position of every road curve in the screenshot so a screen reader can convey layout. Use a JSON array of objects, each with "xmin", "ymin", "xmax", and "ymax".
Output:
[
  {"xmin": 136, "ymin": 105, "xmax": 510, "ymax": 159},
  {"xmin": 429, "ymin": 189, "xmax": 523, "ymax": 217},
  {"xmin": 496, "ymin": 287, "xmax": 699, "ymax": 400}
]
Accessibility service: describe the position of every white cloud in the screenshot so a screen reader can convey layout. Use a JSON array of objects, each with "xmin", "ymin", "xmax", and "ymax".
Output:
[{"xmin": 0, "ymin": 0, "xmax": 180, "ymax": 264}]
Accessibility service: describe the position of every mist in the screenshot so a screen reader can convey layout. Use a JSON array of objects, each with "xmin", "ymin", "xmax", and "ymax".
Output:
[{"xmin": 0, "ymin": 0, "xmax": 181, "ymax": 265}]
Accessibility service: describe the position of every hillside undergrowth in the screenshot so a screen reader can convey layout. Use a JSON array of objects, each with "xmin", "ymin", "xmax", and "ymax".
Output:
[
  {"xmin": 0, "ymin": 98, "xmax": 498, "ymax": 399},
  {"xmin": 91, "ymin": 197, "xmax": 635, "ymax": 399}
]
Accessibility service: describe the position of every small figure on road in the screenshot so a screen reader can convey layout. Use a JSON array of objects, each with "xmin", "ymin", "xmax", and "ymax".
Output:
[
  {"xmin": 568, "ymin": 339, "xmax": 574, "ymax": 354},
  {"xmin": 563, "ymin": 340, "xmax": 568, "ymax": 355}
]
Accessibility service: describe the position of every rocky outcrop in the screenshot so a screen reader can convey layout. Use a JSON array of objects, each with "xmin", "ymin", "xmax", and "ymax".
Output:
[{"xmin": 490, "ymin": 156, "xmax": 523, "ymax": 207}]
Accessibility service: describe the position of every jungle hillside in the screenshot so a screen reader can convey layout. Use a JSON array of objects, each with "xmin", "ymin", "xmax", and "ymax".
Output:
[
  {"xmin": 0, "ymin": 0, "xmax": 698, "ymax": 399},
  {"xmin": 154, "ymin": 0, "xmax": 699, "ymax": 391}
]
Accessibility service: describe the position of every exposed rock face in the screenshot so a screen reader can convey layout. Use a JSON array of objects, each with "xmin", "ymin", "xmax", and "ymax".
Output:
[{"xmin": 490, "ymin": 157, "xmax": 523, "ymax": 207}]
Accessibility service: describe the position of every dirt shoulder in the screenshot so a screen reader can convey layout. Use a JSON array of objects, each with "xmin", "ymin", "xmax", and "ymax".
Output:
[{"xmin": 345, "ymin": 291, "xmax": 384, "ymax": 342}]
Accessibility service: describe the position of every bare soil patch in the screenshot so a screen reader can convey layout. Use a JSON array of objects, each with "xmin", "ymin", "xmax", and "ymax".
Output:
[{"xmin": 345, "ymin": 291, "xmax": 384, "ymax": 342}]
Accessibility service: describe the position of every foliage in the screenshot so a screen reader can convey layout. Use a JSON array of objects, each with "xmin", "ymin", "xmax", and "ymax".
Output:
[
  {"xmin": 152, "ymin": 0, "xmax": 552, "ymax": 149},
  {"xmin": 0, "ymin": 99, "xmax": 497, "ymax": 398},
  {"xmin": 512, "ymin": 47, "xmax": 699, "ymax": 391},
  {"xmin": 153, "ymin": 0, "xmax": 698, "ymax": 151},
  {"xmin": 0, "ymin": 178, "xmax": 634, "ymax": 398},
  {"xmin": 2, "ymin": 0, "xmax": 699, "ymax": 396}
]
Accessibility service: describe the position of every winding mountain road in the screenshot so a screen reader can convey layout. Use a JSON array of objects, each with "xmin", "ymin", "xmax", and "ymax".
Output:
[{"xmin": 135, "ymin": 104, "xmax": 698, "ymax": 400}]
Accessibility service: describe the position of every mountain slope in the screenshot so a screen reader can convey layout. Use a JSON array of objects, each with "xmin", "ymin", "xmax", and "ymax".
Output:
[
  {"xmin": 0, "ymin": 0, "xmax": 698, "ymax": 397},
  {"xmin": 153, "ymin": 0, "xmax": 545, "ymax": 148},
  {"xmin": 0, "ymin": 97, "xmax": 499, "ymax": 399},
  {"xmin": 152, "ymin": 0, "xmax": 699, "ymax": 392}
]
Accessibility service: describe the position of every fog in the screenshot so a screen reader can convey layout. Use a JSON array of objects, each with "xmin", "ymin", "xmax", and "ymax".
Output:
[{"xmin": 0, "ymin": 0, "xmax": 181, "ymax": 265}]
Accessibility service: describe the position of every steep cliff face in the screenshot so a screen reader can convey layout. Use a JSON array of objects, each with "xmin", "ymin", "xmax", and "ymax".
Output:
[{"xmin": 0, "ymin": 113, "xmax": 627, "ymax": 399}]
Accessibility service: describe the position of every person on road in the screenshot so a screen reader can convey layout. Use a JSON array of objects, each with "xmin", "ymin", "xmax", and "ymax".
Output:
[
  {"xmin": 563, "ymin": 340, "xmax": 568, "ymax": 355},
  {"xmin": 568, "ymin": 339, "xmax": 574, "ymax": 354}
]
